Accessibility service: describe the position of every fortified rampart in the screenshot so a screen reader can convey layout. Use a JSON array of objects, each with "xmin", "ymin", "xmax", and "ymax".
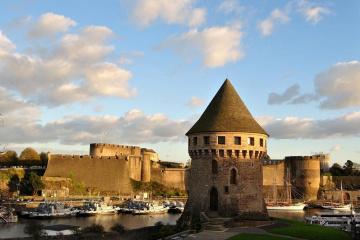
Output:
[
  {"xmin": 285, "ymin": 155, "xmax": 321, "ymax": 201},
  {"xmin": 44, "ymin": 154, "xmax": 133, "ymax": 194},
  {"xmin": 90, "ymin": 143, "xmax": 141, "ymax": 157},
  {"xmin": 151, "ymin": 167, "xmax": 188, "ymax": 190},
  {"xmin": 262, "ymin": 155, "xmax": 322, "ymax": 201},
  {"xmin": 44, "ymin": 144, "xmax": 187, "ymax": 195},
  {"xmin": 262, "ymin": 160, "xmax": 287, "ymax": 201}
]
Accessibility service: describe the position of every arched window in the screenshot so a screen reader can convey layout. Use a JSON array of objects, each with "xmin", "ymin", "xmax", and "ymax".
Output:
[
  {"xmin": 212, "ymin": 160, "xmax": 218, "ymax": 174},
  {"xmin": 230, "ymin": 168, "xmax": 237, "ymax": 184}
]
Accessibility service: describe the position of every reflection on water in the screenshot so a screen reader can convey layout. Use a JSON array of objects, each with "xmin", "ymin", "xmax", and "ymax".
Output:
[
  {"xmin": 268, "ymin": 208, "xmax": 323, "ymax": 221},
  {"xmin": 1, "ymin": 209, "xmax": 352, "ymax": 239},
  {"xmin": 0, "ymin": 214, "xmax": 181, "ymax": 239}
]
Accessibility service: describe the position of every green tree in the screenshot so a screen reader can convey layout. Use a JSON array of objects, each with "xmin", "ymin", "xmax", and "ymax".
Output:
[
  {"xmin": 28, "ymin": 172, "xmax": 44, "ymax": 195},
  {"xmin": 8, "ymin": 174, "xmax": 20, "ymax": 193},
  {"xmin": 0, "ymin": 150, "xmax": 18, "ymax": 166},
  {"xmin": 330, "ymin": 163, "xmax": 344, "ymax": 176},
  {"xmin": 343, "ymin": 160, "xmax": 354, "ymax": 176},
  {"xmin": 19, "ymin": 147, "xmax": 40, "ymax": 161},
  {"xmin": 39, "ymin": 152, "xmax": 48, "ymax": 166}
]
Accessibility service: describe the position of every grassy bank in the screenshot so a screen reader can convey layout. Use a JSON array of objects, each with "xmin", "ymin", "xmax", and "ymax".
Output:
[
  {"xmin": 266, "ymin": 219, "xmax": 350, "ymax": 240},
  {"xmin": 228, "ymin": 233, "xmax": 291, "ymax": 240}
]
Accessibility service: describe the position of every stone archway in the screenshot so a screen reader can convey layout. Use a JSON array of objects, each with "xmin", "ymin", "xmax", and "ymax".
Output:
[{"xmin": 210, "ymin": 187, "xmax": 218, "ymax": 211}]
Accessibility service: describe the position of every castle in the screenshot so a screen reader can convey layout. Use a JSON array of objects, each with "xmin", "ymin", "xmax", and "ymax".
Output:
[
  {"xmin": 181, "ymin": 79, "xmax": 268, "ymax": 221},
  {"xmin": 42, "ymin": 79, "xmax": 332, "ymax": 206},
  {"xmin": 263, "ymin": 154, "xmax": 328, "ymax": 201},
  {"xmin": 43, "ymin": 144, "xmax": 187, "ymax": 196}
]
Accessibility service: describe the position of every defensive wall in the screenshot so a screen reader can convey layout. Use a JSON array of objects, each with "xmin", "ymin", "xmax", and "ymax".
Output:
[
  {"xmin": 44, "ymin": 154, "xmax": 133, "ymax": 195},
  {"xmin": 262, "ymin": 160, "xmax": 287, "ymax": 202},
  {"xmin": 151, "ymin": 167, "xmax": 188, "ymax": 191},
  {"xmin": 262, "ymin": 154, "xmax": 322, "ymax": 201},
  {"xmin": 89, "ymin": 143, "xmax": 141, "ymax": 157}
]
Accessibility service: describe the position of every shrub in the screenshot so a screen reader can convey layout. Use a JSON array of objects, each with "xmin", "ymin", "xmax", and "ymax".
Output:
[
  {"xmin": 111, "ymin": 223, "xmax": 126, "ymax": 234},
  {"xmin": 82, "ymin": 224, "xmax": 105, "ymax": 233}
]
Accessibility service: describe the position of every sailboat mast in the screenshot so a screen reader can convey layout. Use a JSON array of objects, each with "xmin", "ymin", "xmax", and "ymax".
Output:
[
  {"xmin": 340, "ymin": 180, "xmax": 344, "ymax": 205},
  {"xmin": 287, "ymin": 167, "xmax": 292, "ymax": 204}
]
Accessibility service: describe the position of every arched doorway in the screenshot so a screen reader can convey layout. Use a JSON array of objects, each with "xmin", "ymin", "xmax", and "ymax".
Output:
[{"xmin": 210, "ymin": 187, "xmax": 218, "ymax": 211}]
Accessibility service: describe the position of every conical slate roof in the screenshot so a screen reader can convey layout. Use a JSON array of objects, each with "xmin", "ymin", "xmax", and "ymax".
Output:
[{"xmin": 186, "ymin": 79, "xmax": 268, "ymax": 136}]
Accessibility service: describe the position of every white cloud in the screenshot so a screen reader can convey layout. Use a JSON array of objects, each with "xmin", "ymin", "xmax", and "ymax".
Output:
[
  {"xmin": 268, "ymin": 61, "xmax": 360, "ymax": 109},
  {"xmin": 259, "ymin": 112, "xmax": 360, "ymax": 139},
  {"xmin": 258, "ymin": 8, "xmax": 290, "ymax": 36},
  {"xmin": 268, "ymin": 84, "xmax": 300, "ymax": 105},
  {"xmin": 161, "ymin": 26, "xmax": 244, "ymax": 67},
  {"xmin": 297, "ymin": 0, "xmax": 330, "ymax": 24},
  {"xmin": 131, "ymin": 0, "xmax": 206, "ymax": 27},
  {"xmin": 0, "ymin": 109, "xmax": 191, "ymax": 145},
  {"xmin": 0, "ymin": 31, "xmax": 15, "ymax": 52},
  {"xmin": 0, "ymin": 23, "xmax": 136, "ymax": 107},
  {"xmin": 28, "ymin": 12, "xmax": 76, "ymax": 38},
  {"xmin": 315, "ymin": 61, "xmax": 360, "ymax": 109},
  {"xmin": 187, "ymin": 96, "xmax": 204, "ymax": 108},
  {"xmin": 218, "ymin": 0, "xmax": 245, "ymax": 15}
]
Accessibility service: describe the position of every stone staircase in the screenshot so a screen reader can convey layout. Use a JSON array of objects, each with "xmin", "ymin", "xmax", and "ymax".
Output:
[{"xmin": 201, "ymin": 212, "xmax": 231, "ymax": 232}]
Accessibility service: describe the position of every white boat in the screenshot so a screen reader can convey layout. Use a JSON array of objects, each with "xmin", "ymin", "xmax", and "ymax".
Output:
[
  {"xmin": 322, "ymin": 181, "xmax": 352, "ymax": 211},
  {"xmin": 78, "ymin": 201, "xmax": 116, "ymax": 216},
  {"xmin": 266, "ymin": 167, "xmax": 306, "ymax": 211},
  {"xmin": 305, "ymin": 211, "xmax": 360, "ymax": 231},
  {"xmin": 267, "ymin": 202, "xmax": 306, "ymax": 211},
  {"xmin": 27, "ymin": 202, "xmax": 78, "ymax": 219},
  {"xmin": 323, "ymin": 204, "xmax": 352, "ymax": 211},
  {"xmin": 132, "ymin": 203, "xmax": 168, "ymax": 215}
]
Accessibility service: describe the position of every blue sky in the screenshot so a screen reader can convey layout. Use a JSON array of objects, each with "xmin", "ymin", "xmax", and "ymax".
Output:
[{"xmin": 0, "ymin": 0, "xmax": 359, "ymax": 165}]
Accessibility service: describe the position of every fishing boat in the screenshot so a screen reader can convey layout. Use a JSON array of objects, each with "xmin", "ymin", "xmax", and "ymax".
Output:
[
  {"xmin": 0, "ymin": 206, "xmax": 18, "ymax": 223},
  {"xmin": 305, "ymin": 211, "xmax": 360, "ymax": 231},
  {"xmin": 77, "ymin": 201, "xmax": 117, "ymax": 216},
  {"xmin": 266, "ymin": 168, "xmax": 306, "ymax": 211},
  {"xmin": 26, "ymin": 202, "xmax": 78, "ymax": 219},
  {"xmin": 118, "ymin": 200, "xmax": 168, "ymax": 215}
]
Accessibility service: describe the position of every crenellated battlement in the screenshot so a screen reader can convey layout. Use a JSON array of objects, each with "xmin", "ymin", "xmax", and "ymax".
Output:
[
  {"xmin": 90, "ymin": 143, "xmax": 140, "ymax": 149},
  {"xmin": 50, "ymin": 154, "xmax": 127, "ymax": 161}
]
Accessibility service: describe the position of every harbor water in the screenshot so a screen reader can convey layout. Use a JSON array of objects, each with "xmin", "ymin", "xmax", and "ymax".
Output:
[
  {"xmin": 0, "ymin": 209, "xmax": 348, "ymax": 239},
  {"xmin": 0, "ymin": 213, "xmax": 180, "ymax": 239}
]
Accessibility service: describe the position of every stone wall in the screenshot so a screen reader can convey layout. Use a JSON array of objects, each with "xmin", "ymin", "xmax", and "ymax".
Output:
[
  {"xmin": 285, "ymin": 156, "xmax": 321, "ymax": 200},
  {"xmin": 44, "ymin": 154, "xmax": 133, "ymax": 194},
  {"xmin": 90, "ymin": 143, "xmax": 141, "ymax": 157},
  {"xmin": 151, "ymin": 167, "xmax": 187, "ymax": 190}
]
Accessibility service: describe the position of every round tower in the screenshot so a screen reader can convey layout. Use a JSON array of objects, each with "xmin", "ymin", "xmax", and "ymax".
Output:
[{"xmin": 181, "ymin": 79, "xmax": 268, "ymax": 223}]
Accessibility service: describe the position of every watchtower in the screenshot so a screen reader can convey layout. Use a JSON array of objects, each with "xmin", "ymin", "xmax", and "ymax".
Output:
[{"xmin": 183, "ymin": 79, "xmax": 268, "ymax": 220}]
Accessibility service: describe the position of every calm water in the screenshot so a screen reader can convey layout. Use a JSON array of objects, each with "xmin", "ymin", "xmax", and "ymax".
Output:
[
  {"xmin": 0, "ymin": 209, "xmax": 347, "ymax": 239},
  {"xmin": 0, "ymin": 213, "xmax": 181, "ymax": 239}
]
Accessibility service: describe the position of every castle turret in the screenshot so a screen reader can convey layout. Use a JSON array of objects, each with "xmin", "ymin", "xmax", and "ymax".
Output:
[{"xmin": 181, "ymin": 79, "xmax": 268, "ymax": 222}]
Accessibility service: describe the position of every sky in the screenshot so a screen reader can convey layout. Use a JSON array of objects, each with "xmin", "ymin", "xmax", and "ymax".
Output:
[{"xmin": 0, "ymin": 0, "xmax": 359, "ymax": 165}]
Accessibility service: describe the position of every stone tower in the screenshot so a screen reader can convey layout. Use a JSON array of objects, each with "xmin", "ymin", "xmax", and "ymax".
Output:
[{"xmin": 181, "ymin": 79, "xmax": 268, "ymax": 222}]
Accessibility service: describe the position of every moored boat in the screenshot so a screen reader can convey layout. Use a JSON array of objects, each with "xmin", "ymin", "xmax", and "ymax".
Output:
[
  {"xmin": 77, "ymin": 201, "xmax": 117, "ymax": 216},
  {"xmin": 267, "ymin": 202, "xmax": 306, "ymax": 211},
  {"xmin": 0, "ymin": 206, "xmax": 18, "ymax": 223},
  {"xmin": 26, "ymin": 202, "xmax": 78, "ymax": 219},
  {"xmin": 305, "ymin": 211, "xmax": 360, "ymax": 231}
]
